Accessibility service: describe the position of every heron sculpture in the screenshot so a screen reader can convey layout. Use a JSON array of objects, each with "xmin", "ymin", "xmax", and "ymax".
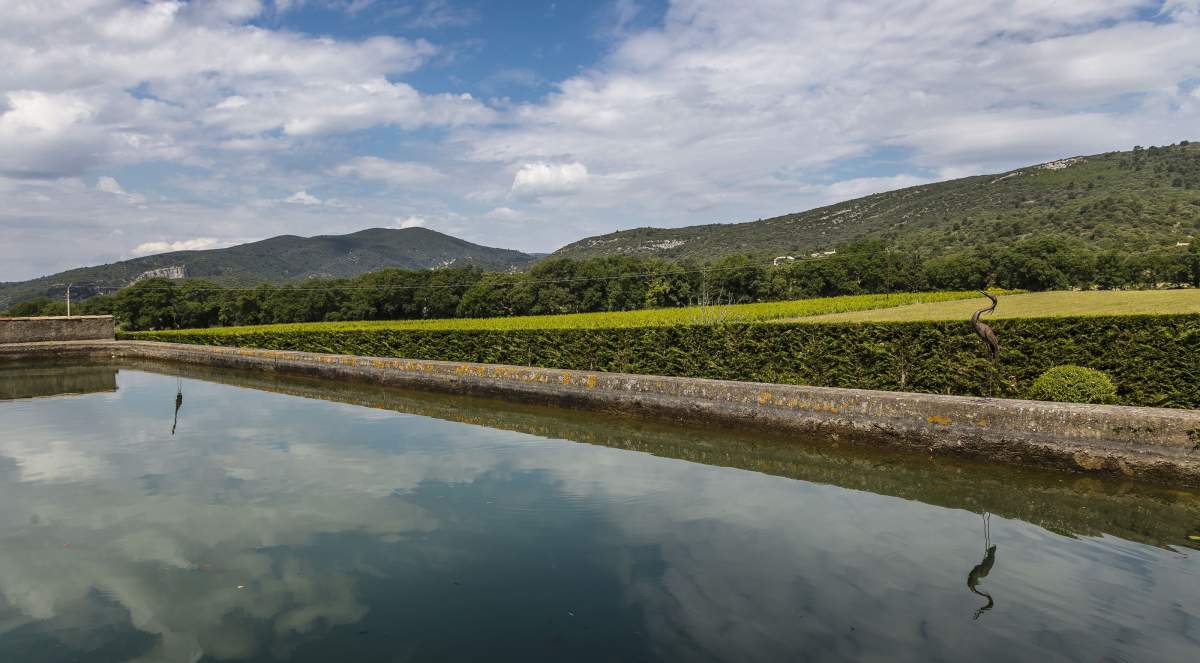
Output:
[{"xmin": 971, "ymin": 291, "xmax": 999, "ymax": 362}]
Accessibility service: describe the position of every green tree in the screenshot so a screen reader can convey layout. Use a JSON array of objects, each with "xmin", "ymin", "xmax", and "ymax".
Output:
[{"xmin": 114, "ymin": 279, "xmax": 180, "ymax": 331}]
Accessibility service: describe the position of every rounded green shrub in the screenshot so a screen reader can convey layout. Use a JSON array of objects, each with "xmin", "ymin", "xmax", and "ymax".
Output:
[{"xmin": 1027, "ymin": 365, "xmax": 1118, "ymax": 404}]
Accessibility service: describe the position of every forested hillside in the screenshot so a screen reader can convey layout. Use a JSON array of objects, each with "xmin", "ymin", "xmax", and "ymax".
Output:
[
  {"xmin": 553, "ymin": 143, "xmax": 1200, "ymax": 262},
  {"xmin": 0, "ymin": 228, "xmax": 537, "ymax": 308}
]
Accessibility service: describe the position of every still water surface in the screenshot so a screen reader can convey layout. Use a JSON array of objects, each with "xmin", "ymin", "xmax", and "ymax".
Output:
[{"xmin": 1, "ymin": 362, "xmax": 1198, "ymax": 662}]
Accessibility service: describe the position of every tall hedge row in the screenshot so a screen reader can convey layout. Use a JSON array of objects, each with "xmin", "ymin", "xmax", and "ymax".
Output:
[{"xmin": 126, "ymin": 314, "xmax": 1200, "ymax": 409}]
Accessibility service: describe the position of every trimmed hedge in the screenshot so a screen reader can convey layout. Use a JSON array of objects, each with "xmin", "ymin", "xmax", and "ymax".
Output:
[
  {"xmin": 125, "ymin": 314, "xmax": 1200, "ymax": 409},
  {"xmin": 1028, "ymin": 365, "xmax": 1118, "ymax": 405}
]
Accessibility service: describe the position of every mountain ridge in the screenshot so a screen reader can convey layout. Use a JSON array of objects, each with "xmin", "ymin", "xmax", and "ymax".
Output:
[
  {"xmin": 551, "ymin": 143, "xmax": 1200, "ymax": 262},
  {"xmin": 0, "ymin": 227, "xmax": 538, "ymax": 307}
]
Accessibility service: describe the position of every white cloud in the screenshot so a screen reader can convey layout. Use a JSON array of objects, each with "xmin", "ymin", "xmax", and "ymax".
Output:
[
  {"xmin": 131, "ymin": 238, "xmax": 223, "ymax": 256},
  {"xmin": 195, "ymin": 0, "xmax": 265, "ymax": 22},
  {"xmin": 510, "ymin": 161, "xmax": 589, "ymax": 197},
  {"xmin": 394, "ymin": 215, "xmax": 428, "ymax": 229},
  {"xmin": 0, "ymin": 91, "xmax": 103, "ymax": 178},
  {"xmin": 0, "ymin": 0, "xmax": 489, "ymax": 179},
  {"xmin": 285, "ymin": 190, "xmax": 322, "ymax": 205},
  {"xmin": 482, "ymin": 206, "xmax": 524, "ymax": 221},
  {"xmin": 332, "ymin": 157, "xmax": 446, "ymax": 185},
  {"xmin": 95, "ymin": 175, "xmax": 146, "ymax": 204},
  {"xmin": 206, "ymin": 80, "xmax": 492, "ymax": 137}
]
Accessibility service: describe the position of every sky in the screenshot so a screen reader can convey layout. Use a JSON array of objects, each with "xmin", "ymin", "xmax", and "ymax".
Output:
[{"xmin": 1, "ymin": 0, "xmax": 1198, "ymax": 281}]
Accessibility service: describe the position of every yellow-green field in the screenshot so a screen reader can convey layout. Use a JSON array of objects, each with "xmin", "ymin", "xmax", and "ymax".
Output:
[
  {"xmin": 798, "ymin": 289, "xmax": 1200, "ymax": 323},
  {"xmin": 130, "ymin": 290, "xmax": 997, "ymax": 336}
]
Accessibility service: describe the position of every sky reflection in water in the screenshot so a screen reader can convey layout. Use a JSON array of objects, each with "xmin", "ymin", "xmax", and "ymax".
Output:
[{"xmin": 0, "ymin": 365, "xmax": 1198, "ymax": 662}]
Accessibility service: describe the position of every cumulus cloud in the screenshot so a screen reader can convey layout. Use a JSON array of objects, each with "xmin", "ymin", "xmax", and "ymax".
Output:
[
  {"xmin": 0, "ymin": 0, "xmax": 488, "ymax": 178},
  {"xmin": 131, "ymin": 238, "xmax": 223, "ymax": 256},
  {"xmin": 510, "ymin": 162, "xmax": 589, "ymax": 197},
  {"xmin": 482, "ymin": 206, "xmax": 523, "ymax": 221},
  {"xmin": 285, "ymin": 190, "xmax": 322, "ymax": 205},
  {"xmin": 395, "ymin": 215, "xmax": 429, "ymax": 229},
  {"xmin": 333, "ymin": 157, "xmax": 446, "ymax": 185},
  {"xmin": 0, "ymin": 91, "xmax": 105, "ymax": 178},
  {"xmin": 205, "ymin": 81, "xmax": 491, "ymax": 137},
  {"xmin": 95, "ymin": 176, "xmax": 146, "ymax": 204}
]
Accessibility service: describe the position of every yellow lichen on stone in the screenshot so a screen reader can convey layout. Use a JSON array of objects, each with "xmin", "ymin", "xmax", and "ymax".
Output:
[
  {"xmin": 1073, "ymin": 451, "xmax": 1108, "ymax": 471},
  {"xmin": 927, "ymin": 415, "xmax": 951, "ymax": 425}
]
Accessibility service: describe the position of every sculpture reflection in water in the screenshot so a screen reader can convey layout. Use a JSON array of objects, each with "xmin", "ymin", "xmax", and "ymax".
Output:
[
  {"xmin": 171, "ymin": 376, "xmax": 183, "ymax": 436},
  {"xmin": 967, "ymin": 512, "xmax": 998, "ymax": 620}
]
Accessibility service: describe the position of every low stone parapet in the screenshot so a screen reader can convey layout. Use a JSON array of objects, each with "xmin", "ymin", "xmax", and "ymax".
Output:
[{"xmin": 0, "ymin": 316, "xmax": 116, "ymax": 344}]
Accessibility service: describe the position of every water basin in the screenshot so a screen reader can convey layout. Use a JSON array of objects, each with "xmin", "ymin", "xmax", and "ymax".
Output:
[{"xmin": 1, "ymin": 361, "xmax": 1198, "ymax": 662}]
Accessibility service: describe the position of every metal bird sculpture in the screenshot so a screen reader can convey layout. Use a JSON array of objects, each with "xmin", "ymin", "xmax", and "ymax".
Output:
[{"xmin": 972, "ymin": 291, "xmax": 999, "ymax": 362}]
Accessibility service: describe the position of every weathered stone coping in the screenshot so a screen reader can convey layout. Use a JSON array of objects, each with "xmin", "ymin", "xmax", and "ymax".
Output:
[{"xmin": 5, "ymin": 339, "xmax": 1200, "ymax": 485}]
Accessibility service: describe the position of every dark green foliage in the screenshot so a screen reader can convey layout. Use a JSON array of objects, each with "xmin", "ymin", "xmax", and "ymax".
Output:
[
  {"xmin": 95, "ymin": 268, "xmax": 490, "ymax": 330},
  {"xmin": 1028, "ymin": 365, "xmax": 1118, "ymax": 404},
  {"xmin": 0, "ymin": 295, "xmax": 112, "ymax": 317},
  {"xmin": 91, "ymin": 237, "xmax": 1198, "ymax": 331},
  {"xmin": 1, "ymin": 298, "xmax": 67, "ymax": 317},
  {"xmin": 126, "ymin": 314, "xmax": 1200, "ymax": 409}
]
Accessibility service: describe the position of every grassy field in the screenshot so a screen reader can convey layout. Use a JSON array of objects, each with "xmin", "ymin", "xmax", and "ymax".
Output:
[
  {"xmin": 799, "ymin": 289, "xmax": 1200, "ymax": 323},
  {"xmin": 128, "ymin": 290, "xmax": 996, "ymax": 336}
]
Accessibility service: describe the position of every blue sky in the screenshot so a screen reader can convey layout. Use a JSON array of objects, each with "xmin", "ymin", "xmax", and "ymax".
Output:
[
  {"xmin": 278, "ymin": 2, "xmax": 670, "ymax": 97},
  {"xmin": 0, "ymin": 0, "xmax": 1198, "ymax": 280}
]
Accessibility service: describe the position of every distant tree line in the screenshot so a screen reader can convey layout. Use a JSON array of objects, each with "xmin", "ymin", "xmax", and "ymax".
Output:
[{"xmin": 5, "ymin": 236, "xmax": 1198, "ymax": 330}]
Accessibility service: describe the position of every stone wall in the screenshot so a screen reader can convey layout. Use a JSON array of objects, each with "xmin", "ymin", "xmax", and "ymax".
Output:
[
  {"xmin": 3, "ymin": 339, "xmax": 1199, "ymax": 485},
  {"xmin": 0, "ymin": 316, "xmax": 115, "ymax": 344}
]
